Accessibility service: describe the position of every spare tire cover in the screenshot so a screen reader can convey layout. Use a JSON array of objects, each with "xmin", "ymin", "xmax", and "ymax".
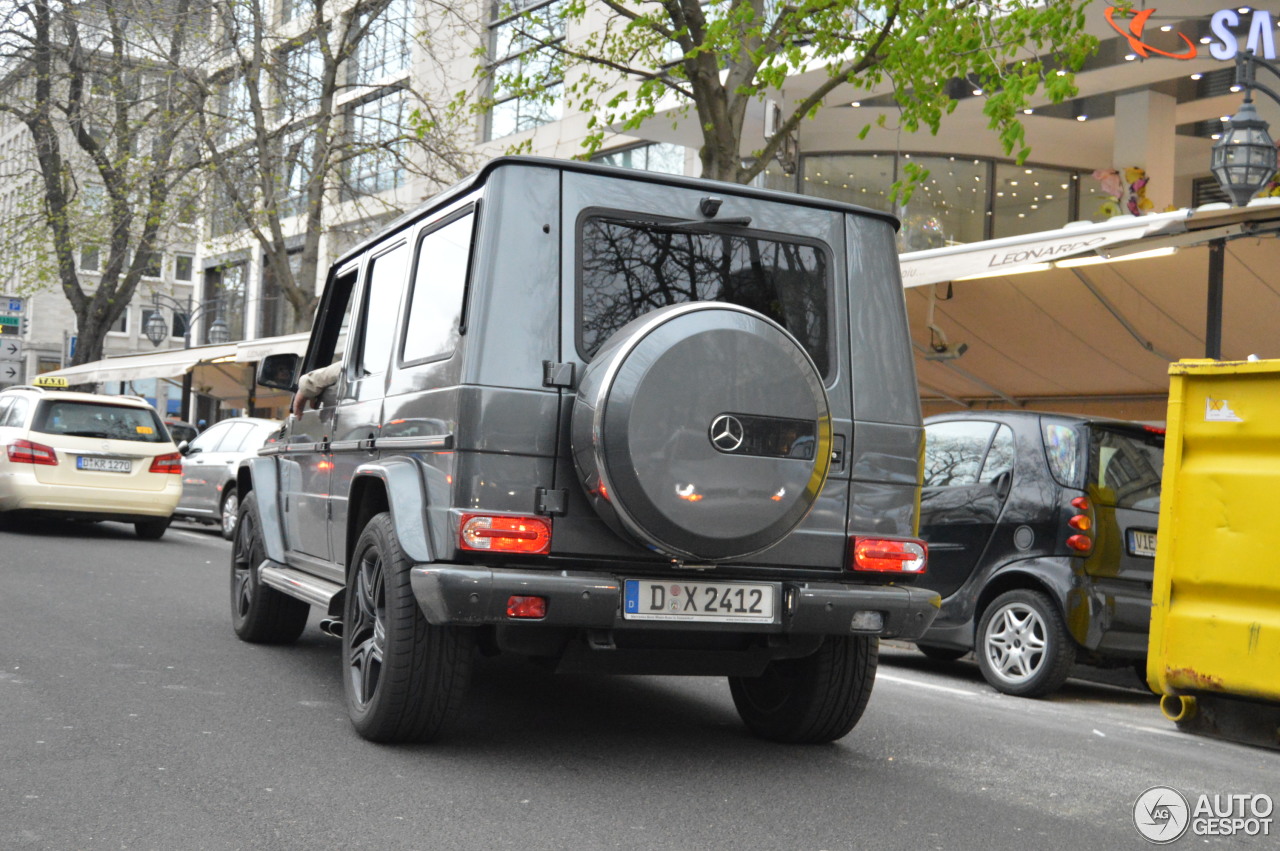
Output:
[{"xmin": 571, "ymin": 302, "xmax": 832, "ymax": 561}]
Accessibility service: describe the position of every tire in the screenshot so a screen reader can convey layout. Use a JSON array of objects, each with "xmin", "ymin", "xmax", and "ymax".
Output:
[
  {"xmin": 729, "ymin": 635, "xmax": 878, "ymax": 744},
  {"xmin": 917, "ymin": 643, "xmax": 968, "ymax": 663},
  {"xmin": 975, "ymin": 589, "xmax": 1075, "ymax": 697},
  {"xmin": 230, "ymin": 492, "xmax": 309, "ymax": 644},
  {"xmin": 343, "ymin": 512, "xmax": 475, "ymax": 743},
  {"xmin": 135, "ymin": 516, "xmax": 172, "ymax": 540},
  {"xmin": 219, "ymin": 487, "xmax": 240, "ymax": 541},
  {"xmin": 571, "ymin": 302, "xmax": 831, "ymax": 561}
]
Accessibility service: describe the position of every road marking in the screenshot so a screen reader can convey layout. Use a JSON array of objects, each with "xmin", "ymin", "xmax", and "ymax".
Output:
[{"xmin": 876, "ymin": 672, "xmax": 981, "ymax": 697}]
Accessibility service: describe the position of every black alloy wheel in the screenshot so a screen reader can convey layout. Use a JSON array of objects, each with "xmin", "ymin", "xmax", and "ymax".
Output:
[
  {"xmin": 230, "ymin": 492, "xmax": 309, "ymax": 643},
  {"xmin": 729, "ymin": 635, "xmax": 878, "ymax": 744},
  {"xmin": 342, "ymin": 512, "xmax": 474, "ymax": 743}
]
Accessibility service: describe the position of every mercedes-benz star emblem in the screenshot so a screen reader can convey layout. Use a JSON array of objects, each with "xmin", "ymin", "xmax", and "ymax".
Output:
[{"xmin": 709, "ymin": 414, "xmax": 745, "ymax": 452}]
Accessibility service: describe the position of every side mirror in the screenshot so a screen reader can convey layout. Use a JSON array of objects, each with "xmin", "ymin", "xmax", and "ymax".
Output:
[
  {"xmin": 258, "ymin": 353, "xmax": 300, "ymax": 391},
  {"xmin": 177, "ymin": 440, "xmax": 191, "ymax": 455}
]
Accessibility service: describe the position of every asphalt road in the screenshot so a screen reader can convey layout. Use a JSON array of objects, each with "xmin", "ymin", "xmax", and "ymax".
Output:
[{"xmin": 3, "ymin": 519, "xmax": 1278, "ymax": 850}]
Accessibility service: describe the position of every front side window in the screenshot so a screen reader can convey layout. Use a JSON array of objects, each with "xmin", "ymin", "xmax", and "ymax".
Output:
[
  {"xmin": 578, "ymin": 217, "xmax": 831, "ymax": 374},
  {"xmin": 32, "ymin": 401, "xmax": 167, "ymax": 443},
  {"xmin": 403, "ymin": 211, "xmax": 474, "ymax": 364},
  {"xmin": 923, "ymin": 421, "xmax": 998, "ymax": 487}
]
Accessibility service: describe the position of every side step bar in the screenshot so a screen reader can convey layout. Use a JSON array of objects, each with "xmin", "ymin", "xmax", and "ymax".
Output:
[{"xmin": 258, "ymin": 561, "xmax": 344, "ymax": 614}]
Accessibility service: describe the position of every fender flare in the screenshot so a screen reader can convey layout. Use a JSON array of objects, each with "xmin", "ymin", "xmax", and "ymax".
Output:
[
  {"xmin": 980, "ymin": 556, "xmax": 1093, "ymax": 648},
  {"xmin": 240, "ymin": 457, "xmax": 288, "ymax": 564},
  {"xmin": 352, "ymin": 457, "xmax": 434, "ymax": 564}
]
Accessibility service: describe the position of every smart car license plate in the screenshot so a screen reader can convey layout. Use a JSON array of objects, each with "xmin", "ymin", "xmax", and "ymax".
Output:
[
  {"xmin": 1127, "ymin": 529, "xmax": 1157, "ymax": 558},
  {"xmin": 77, "ymin": 456, "xmax": 131, "ymax": 473},
  {"xmin": 623, "ymin": 580, "xmax": 776, "ymax": 623}
]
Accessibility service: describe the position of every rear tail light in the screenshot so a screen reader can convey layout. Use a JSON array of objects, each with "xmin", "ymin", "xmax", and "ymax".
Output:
[
  {"xmin": 1066, "ymin": 494, "xmax": 1094, "ymax": 554},
  {"xmin": 149, "ymin": 452, "xmax": 184, "ymax": 475},
  {"xmin": 7, "ymin": 439, "xmax": 58, "ymax": 466},
  {"xmin": 850, "ymin": 537, "xmax": 927, "ymax": 574},
  {"xmin": 459, "ymin": 513, "xmax": 552, "ymax": 555}
]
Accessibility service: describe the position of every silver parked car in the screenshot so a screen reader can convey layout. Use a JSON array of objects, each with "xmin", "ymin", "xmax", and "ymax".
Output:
[{"xmin": 174, "ymin": 417, "xmax": 280, "ymax": 539}]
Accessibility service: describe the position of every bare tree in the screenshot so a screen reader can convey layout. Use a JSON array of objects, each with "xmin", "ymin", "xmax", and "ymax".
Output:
[
  {"xmin": 189, "ymin": 0, "xmax": 478, "ymax": 333},
  {"xmin": 0, "ymin": 0, "xmax": 205, "ymax": 366}
]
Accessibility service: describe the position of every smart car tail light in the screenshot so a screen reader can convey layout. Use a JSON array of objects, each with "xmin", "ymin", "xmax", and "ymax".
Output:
[
  {"xmin": 849, "ymin": 537, "xmax": 928, "ymax": 574},
  {"xmin": 1066, "ymin": 495, "xmax": 1094, "ymax": 554},
  {"xmin": 459, "ymin": 513, "xmax": 552, "ymax": 555},
  {"xmin": 148, "ymin": 452, "xmax": 184, "ymax": 475},
  {"xmin": 7, "ymin": 439, "xmax": 57, "ymax": 466}
]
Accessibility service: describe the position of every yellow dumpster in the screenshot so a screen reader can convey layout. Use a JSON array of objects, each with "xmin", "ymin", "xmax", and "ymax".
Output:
[{"xmin": 1148, "ymin": 358, "xmax": 1280, "ymax": 747}]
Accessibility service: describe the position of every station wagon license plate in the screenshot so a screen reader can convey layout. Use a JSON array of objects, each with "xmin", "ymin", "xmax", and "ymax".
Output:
[
  {"xmin": 623, "ymin": 580, "xmax": 776, "ymax": 623},
  {"xmin": 1127, "ymin": 529, "xmax": 1158, "ymax": 558},
  {"xmin": 77, "ymin": 456, "xmax": 131, "ymax": 473}
]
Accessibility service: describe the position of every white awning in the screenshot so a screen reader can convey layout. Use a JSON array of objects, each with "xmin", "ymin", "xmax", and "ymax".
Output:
[
  {"xmin": 41, "ymin": 341, "xmax": 241, "ymax": 385},
  {"xmin": 234, "ymin": 332, "xmax": 310, "ymax": 364},
  {"xmin": 898, "ymin": 209, "xmax": 1191, "ymax": 288},
  {"xmin": 40, "ymin": 331, "xmax": 313, "ymax": 385}
]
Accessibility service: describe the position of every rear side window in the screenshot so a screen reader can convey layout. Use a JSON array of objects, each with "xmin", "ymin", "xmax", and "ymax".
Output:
[
  {"xmin": 0, "ymin": 396, "xmax": 27, "ymax": 428},
  {"xmin": 32, "ymin": 400, "xmax": 167, "ymax": 443},
  {"xmin": 359, "ymin": 243, "xmax": 409, "ymax": 377},
  {"xmin": 1042, "ymin": 422, "xmax": 1081, "ymax": 487},
  {"xmin": 578, "ymin": 216, "xmax": 831, "ymax": 374},
  {"xmin": 923, "ymin": 421, "xmax": 998, "ymax": 486},
  {"xmin": 215, "ymin": 422, "xmax": 256, "ymax": 453},
  {"xmin": 402, "ymin": 211, "xmax": 474, "ymax": 364},
  {"xmin": 1090, "ymin": 426, "xmax": 1164, "ymax": 510}
]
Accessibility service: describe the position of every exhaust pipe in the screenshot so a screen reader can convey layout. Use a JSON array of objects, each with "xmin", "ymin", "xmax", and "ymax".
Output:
[
  {"xmin": 1160, "ymin": 694, "xmax": 1196, "ymax": 723},
  {"xmin": 319, "ymin": 618, "xmax": 344, "ymax": 638}
]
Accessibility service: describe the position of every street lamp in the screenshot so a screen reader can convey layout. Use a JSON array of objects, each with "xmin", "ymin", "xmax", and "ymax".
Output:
[
  {"xmin": 1211, "ymin": 51, "xmax": 1280, "ymax": 206},
  {"xmin": 144, "ymin": 292, "xmax": 232, "ymax": 421},
  {"xmin": 143, "ymin": 293, "xmax": 231, "ymax": 348}
]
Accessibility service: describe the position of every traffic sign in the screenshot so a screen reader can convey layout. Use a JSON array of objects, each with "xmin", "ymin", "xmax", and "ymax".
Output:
[
  {"xmin": 0, "ymin": 296, "xmax": 22, "ymax": 314},
  {"xmin": 0, "ymin": 339, "xmax": 20, "ymax": 361},
  {"xmin": 0, "ymin": 363, "xmax": 23, "ymax": 385}
]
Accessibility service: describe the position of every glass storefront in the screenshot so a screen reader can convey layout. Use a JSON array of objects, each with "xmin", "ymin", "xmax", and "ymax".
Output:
[{"xmin": 763, "ymin": 153, "xmax": 1084, "ymax": 249}]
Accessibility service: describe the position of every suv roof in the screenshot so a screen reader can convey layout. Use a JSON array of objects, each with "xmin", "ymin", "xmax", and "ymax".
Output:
[{"xmin": 329, "ymin": 156, "xmax": 901, "ymax": 274}]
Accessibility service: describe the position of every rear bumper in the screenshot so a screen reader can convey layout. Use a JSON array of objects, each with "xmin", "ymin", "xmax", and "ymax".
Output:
[
  {"xmin": 409, "ymin": 565, "xmax": 940, "ymax": 640},
  {"xmin": 0, "ymin": 472, "xmax": 180, "ymax": 518}
]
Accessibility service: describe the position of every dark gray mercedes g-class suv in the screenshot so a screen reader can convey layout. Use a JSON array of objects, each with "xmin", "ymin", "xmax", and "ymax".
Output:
[{"xmin": 236, "ymin": 157, "xmax": 938, "ymax": 744}]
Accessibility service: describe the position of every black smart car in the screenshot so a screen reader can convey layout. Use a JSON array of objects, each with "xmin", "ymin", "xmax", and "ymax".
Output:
[{"xmin": 914, "ymin": 411, "xmax": 1164, "ymax": 697}]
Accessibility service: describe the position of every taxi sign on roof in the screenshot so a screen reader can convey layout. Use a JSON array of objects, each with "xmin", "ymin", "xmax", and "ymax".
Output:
[{"xmin": 33, "ymin": 375, "xmax": 69, "ymax": 388}]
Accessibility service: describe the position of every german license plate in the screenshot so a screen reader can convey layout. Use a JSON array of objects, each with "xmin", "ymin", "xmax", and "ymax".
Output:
[
  {"xmin": 623, "ymin": 580, "xmax": 776, "ymax": 623},
  {"xmin": 1127, "ymin": 529, "xmax": 1157, "ymax": 558},
  {"xmin": 77, "ymin": 456, "xmax": 131, "ymax": 473}
]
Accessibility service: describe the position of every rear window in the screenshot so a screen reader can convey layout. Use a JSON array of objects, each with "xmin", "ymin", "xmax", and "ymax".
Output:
[
  {"xmin": 1090, "ymin": 425, "xmax": 1164, "ymax": 511},
  {"xmin": 32, "ymin": 400, "xmax": 168, "ymax": 444},
  {"xmin": 578, "ymin": 216, "xmax": 831, "ymax": 374}
]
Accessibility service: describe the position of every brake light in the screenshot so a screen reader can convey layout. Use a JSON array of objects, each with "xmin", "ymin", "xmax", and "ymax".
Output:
[
  {"xmin": 850, "ymin": 537, "xmax": 927, "ymax": 574},
  {"xmin": 1071, "ymin": 496, "xmax": 1091, "ymax": 511},
  {"xmin": 7, "ymin": 439, "xmax": 57, "ymax": 466},
  {"xmin": 1068, "ymin": 514, "xmax": 1092, "ymax": 531},
  {"xmin": 459, "ymin": 513, "xmax": 552, "ymax": 555},
  {"xmin": 149, "ymin": 452, "xmax": 183, "ymax": 474},
  {"xmin": 1067, "ymin": 534, "xmax": 1093, "ymax": 553}
]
